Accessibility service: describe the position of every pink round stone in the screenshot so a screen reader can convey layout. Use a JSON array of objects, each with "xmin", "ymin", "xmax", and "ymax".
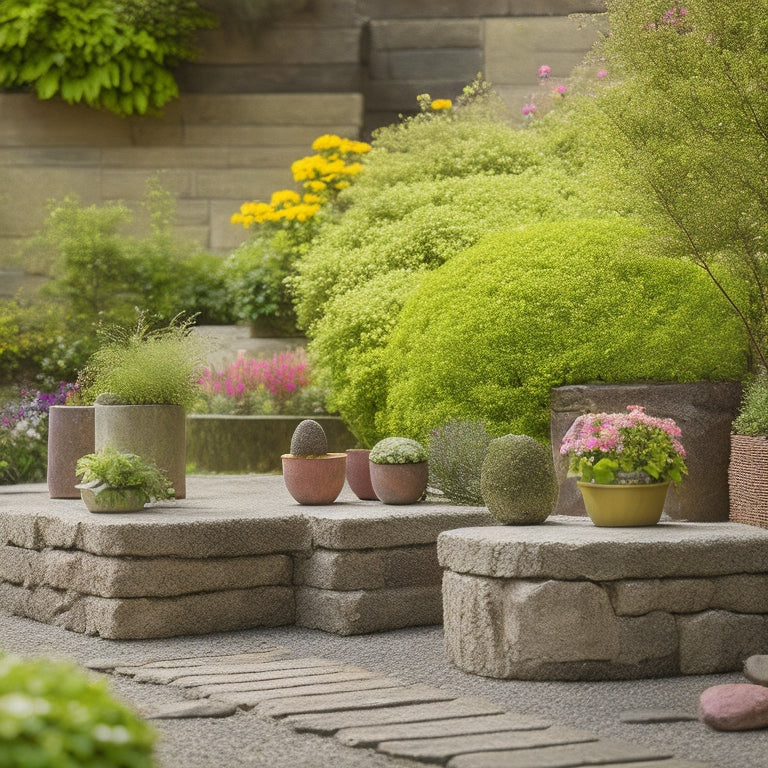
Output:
[{"xmin": 699, "ymin": 684, "xmax": 768, "ymax": 731}]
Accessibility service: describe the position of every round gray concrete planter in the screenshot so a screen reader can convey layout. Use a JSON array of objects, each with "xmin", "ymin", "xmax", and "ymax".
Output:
[
  {"xmin": 186, "ymin": 415, "xmax": 356, "ymax": 473},
  {"xmin": 550, "ymin": 381, "xmax": 741, "ymax": 522},
  {"xmin": 47, "ymin": 405, "xmax": 95, "ymax": 498},
  {"xmin": 95, "ymin": 404, "xmax": 186, "ymax": 499}
]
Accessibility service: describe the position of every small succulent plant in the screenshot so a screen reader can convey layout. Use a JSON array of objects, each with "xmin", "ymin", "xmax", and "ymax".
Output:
[
  {"xmin": 369, "ymin": 437, "xmax": 428, "ymax": 465},
  {"xmin": 290, "ymin": 419, "xmax": 328, "ymax": 457}
]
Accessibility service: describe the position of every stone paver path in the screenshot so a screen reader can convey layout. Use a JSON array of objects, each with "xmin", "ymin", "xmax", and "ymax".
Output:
[{"xmin": 96, "ymin": 646, "xmax": 712, "ymax": 768}]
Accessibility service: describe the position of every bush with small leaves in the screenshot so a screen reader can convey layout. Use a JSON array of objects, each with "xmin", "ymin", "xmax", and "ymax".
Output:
[
  {"xmin": 480, "ymin": 434, "xmax": 558, "ymax": 525},
  {"xmin": 369, "ymin": 437, "xmax": 427, "ymax": 465},
  {"xmin": 0, "ymin": 654, "xmax": 156, "ymax": 768}
]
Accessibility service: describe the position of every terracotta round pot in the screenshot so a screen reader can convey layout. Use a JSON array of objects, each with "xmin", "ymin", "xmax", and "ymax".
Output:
[
  {"xmin": 369, "ymin": 460, "xmax": 428, "ymax": 505},
  {"xmin": 281, "ymin": 453, "xmax": 347, "ymax": 505},
  {"xmin": 47, "ymin": 405, "xmax": 95, "ymax": 498},
  {"xmin": 345, "ymin": 448, "xmax": 378, "ymax": 500}
]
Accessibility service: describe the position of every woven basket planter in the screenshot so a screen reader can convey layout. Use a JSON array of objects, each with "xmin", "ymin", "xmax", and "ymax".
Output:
[{"xmin": 728, "ymin": 434, "xmax": 768, "ymax": 529}]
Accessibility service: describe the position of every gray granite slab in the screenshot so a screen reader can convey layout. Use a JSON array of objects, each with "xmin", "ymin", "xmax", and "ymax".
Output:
[
  {"xmin": 437, "ymin": 520, "xmax": 768, "ymax": 581},
  {"xmin": 447, "ymin": 739, "xmax": 677, "ymax": 767},
  {"xmin": 258, "ymin": 684, "xmax": 457, "ymax": 718},
  {"xmin": 145, "ymin": 700, "xmax": 238, "ymax": 719},
  {"xmin": 171, "ymin": 664, "xmax": 363, "ymax": 690},
  {"xmin": 122, "ymin": 657, "xmax": 336, "ymax": 684},
  {"xmin": 211, "ymin": 677, "xmax": 404, "ymax": 708},
  {"xmin": 336, "ymin": 712, "xmax": 552, "ymax": 747},
  {"xmin": 183, "ymin": 670, "xmax": 387, "ymax": 697},
  {"xmin": 285, "ymin": 697, "xmax": 506, "ymax": 734},
  {"xmin": 378, "ymin": 726, "xmax": 598, "ymax": 762},
  {"xmin": 618, "ymin": 709, "xmax": 698, "ymax": 723},
  {"xmin": 96, "ymin": 648, "xmax": 290, "ymax": 672}
]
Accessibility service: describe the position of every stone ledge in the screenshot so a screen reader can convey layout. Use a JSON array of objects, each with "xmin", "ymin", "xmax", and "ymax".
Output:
[
  {"xmin": 437, "ymin": 518, "xmax": 768, "ymax": 581},
  {"xmin": 440, "ymin": 521, "xmax": 768, "ymax": 680}
]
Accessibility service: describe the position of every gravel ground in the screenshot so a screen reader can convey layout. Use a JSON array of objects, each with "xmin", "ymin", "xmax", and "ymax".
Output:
[{"xmin": 1, "ymin": 611, "xmax": 765, "ymax": 768}]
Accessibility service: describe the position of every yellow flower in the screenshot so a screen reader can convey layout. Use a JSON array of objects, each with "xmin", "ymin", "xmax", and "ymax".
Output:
[
  {"xmin": 302, "ymin": 193, "xmax": 323, "ymax": 204},
  {"xmin": 431, "ymin": 99, "xmax": 452, "ymax": 111},
  {"xmin": 270, "ymin": 189, "xmax": 301, "ymax": 208},
  {"xmin": 311, "ymin": 134, "xmax": 343, "ymax": 152}
]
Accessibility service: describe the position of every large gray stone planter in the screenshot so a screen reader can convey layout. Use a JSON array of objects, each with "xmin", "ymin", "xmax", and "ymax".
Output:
[
  {"xmin": 95, "ymin": 404, "xmax": 186, "ymax": 499},
  {"xmin": 550, "ymin": 382, "xmax": 741, "ymax": 522},
  {"xmin": 186, "ymin": 415, "xmax": 356, "ymax": 474}
]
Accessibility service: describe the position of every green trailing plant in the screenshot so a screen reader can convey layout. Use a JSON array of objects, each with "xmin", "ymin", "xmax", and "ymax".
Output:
[
  {"xmin": 76, "ymin": 446, "xmax": 174, "ymax": 504},
  {"xmin": 382, "ymin": 219, "xmax": 748, "ymax": 443},
  {"xmin": 732, "ymin": 378, "xmax": 768, "ymax": 437},
  {"xmin": 592, "ymin": 0, "xmax": 768, "ymax": 370},
  {"xmin": 78, "ymin": 312, "xmax": 205, "ymax": 407},
  {"xmin": 0, "ymin": 0, "xmax": 216, "ymax": 116},
  {"xmin": 369, "ymin": 437, "xmax": 427, "ymax": 465},
  {"xmin": 289, "ymin": 419, "xmax": 328, "ymax": 457},
  {"xmin": 480, "ymin": 434, "xmax": 559, "ymax": 525},
  {"xmin": 427, "ymin": 419, "xmax": 491, "ymax": 505},
  {"xmin": 0, "ymin": 653, "xmax": 156, "ymax": 767}
]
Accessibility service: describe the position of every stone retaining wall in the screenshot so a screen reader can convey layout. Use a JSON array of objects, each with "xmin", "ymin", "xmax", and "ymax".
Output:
[
  {"xmin": 439, "ymin": 520, "xmax": 768, "ymax": 681},
  {"xmin": 0, "ymin": 476, "xmax": 492, "ymax": 639}
]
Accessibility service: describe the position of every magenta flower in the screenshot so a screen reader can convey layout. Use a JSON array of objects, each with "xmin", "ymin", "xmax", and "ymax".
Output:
[
  {"xmin": 597, "ymin": 70, "xmax": 608, "ymax": 79},
  {"xmin": 556, "ymin": 84, "xmax": 567, "ymax": 95},
  {"xmin": 538, "ymin": 64, "xmax": 551, "ymax": 79},
  {"xmin": 522, "ymin": 103, "xmax": 536, "ymax": 116}
]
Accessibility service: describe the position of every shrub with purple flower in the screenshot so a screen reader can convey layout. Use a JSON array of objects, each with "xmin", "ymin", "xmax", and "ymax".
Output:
[
  {"xmin": 560, "ymin": 405, "xmax": 687, "ymax": 485},
  {"xmin": 0, "ymin": 382, "xmax": 74, "ymax": 484},
  {"xmin": 195, "ymin": 348, "xmax": 327, "ymax": 415}
]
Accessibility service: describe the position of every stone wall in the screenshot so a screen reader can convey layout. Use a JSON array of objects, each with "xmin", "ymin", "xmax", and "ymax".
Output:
[{"xmin": 0, "ymin": 0, "xmax": 604, "ymax": 291}]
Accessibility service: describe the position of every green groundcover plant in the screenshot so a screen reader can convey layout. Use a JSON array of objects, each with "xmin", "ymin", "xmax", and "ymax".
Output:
[
  {"xmin": 0, "ymin": 653, "xmax": 156, "ymax": 768},
  {"xmin": 380, "ymin": 219, "xmax": 748, "ymax": 443}
]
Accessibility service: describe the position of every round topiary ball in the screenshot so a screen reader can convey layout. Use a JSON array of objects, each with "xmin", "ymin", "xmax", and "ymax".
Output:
[
  {"xmin": 480, "ymin": 434, "xmax": 558, "ymax": 524},
  {"xmin": 290, "ymin": 419, "xmax": 328, "ymax": 457}
]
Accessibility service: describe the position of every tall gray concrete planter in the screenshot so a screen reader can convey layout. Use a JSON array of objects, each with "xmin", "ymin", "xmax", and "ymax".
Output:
[
  {"xmin": 47, "ymin": 405, "xmax": 95, "ymax": 498},
  {"xmin": 550, "ymin": 382, "xmax": 741, "ymax": 522},
  {"xmin": 95, "ymin": 404, "xmax": 186, "ymax": 499}
]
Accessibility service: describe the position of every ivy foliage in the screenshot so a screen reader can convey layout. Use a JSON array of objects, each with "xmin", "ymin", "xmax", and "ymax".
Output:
[
  {"xmin": 381, "ymin": 219, "xmax": 748, "ymax": 443},
  {"xmin": 0, "ymin": 0, "xmax": 216, "ymax": 115}
]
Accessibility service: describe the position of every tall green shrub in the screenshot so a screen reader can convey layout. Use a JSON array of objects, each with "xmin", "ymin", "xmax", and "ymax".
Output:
[
  {"xmin": 381, "ymin": 219, "xmax": 748, "ymax": 442},
  {"xmin": 593, "ymin": 0, "xmax": 768, "ymax": 369}
]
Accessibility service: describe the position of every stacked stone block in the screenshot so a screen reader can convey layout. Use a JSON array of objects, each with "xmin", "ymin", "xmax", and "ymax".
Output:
[
  {"xmin": 439, "ymin": 518, "xmax": 768, "ymax": 680},
  {"xmin": 0, "ymin": 478, "xmax": 493, "ymax": 639}
]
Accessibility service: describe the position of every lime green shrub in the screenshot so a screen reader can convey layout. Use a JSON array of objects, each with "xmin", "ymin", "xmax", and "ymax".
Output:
[
  {"xmin": 0, "ymin": 654, "xmax": 155, "ymax": 768},
  {"xmin": 381, "ymin": 219, "xmax": 748, "ymax": 443},
  {"xmin": 0, "ymin": 0, "xmax": 215, "ymax": 115}
]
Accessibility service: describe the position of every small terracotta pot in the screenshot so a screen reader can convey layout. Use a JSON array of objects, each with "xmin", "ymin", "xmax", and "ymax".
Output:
[
  {"xmin": 345, "ymin": 449, "xmax": 378, "ymax": 500},
  {"xmin": 281, "ymin": 453, "xmax": 347, "ymax": 505},
  {"xmin": 369, "ymin": 461, "xmax": 428, "ymax": 505}
]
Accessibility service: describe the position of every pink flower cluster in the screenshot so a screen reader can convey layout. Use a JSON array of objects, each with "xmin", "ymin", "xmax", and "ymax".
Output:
[
  {"xmin": 645, "ymin": 7, "xmax": 689, "ymax": 31},
  {"xmin": 198, "ymin": 349, "xmax": 310, "ymax": 412},
  {"xmin": 560, "ymin": 405, "xmax": 686, "ymax": 458}
]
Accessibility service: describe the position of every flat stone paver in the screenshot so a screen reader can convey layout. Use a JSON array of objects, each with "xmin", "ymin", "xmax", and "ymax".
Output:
[
  {"xmin": 336, "ymin": 712, "xmax": 552, "ymax": 747},
  {"xmin": 187, "ymin": 669, "xmax": 386, "ymax": 697},
  {"xmin": 212, "ymin": 677, "xmax": 406, "ymax": 708},
  {"xmin": 447, "ymin": 740, "xmax": 680, "ymax": 767},
  {"xmin": 377, "ymin": 727, "xmax": 599, "ymax": 762},
  {"xmin": 104, "ymin": 649, "xmax": 714, "ymax": 768},
  {"xmin": 258, "ymin": 684, "xmax": 458, "ymax": 718},
  {"xmin": 285, "ymin": 698, "xmax": 507, "ymax": 734}
]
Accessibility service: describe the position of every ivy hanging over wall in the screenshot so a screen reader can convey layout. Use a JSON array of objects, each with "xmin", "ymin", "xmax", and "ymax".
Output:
[{"xmin": 0, "ymin": 0, "xmax": 217, "ymax": 116}]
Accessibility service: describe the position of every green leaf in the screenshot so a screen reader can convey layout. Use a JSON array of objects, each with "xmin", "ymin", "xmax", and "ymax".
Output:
[{"xmin": 35, "ymin": 70, "xmax": 60, "ymax": 100}]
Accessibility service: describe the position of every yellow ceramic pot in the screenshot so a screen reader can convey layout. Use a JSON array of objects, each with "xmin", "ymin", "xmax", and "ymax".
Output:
[{"xmin": 577, "ymin": 481, "xmax": 670, "ymax": 526}]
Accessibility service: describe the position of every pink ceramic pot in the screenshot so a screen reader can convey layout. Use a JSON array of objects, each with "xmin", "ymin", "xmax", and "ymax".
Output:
[
  {"xmin": 281, "ymin": 453, "xmax": 347, "ymax": 505},
  {"xmin": 47, "ymin": 405, "xmax": 95, "ymax": 498},
  {"xmin": 345, "ymin": 448, "xmax": 378, "ymax": 500},
  {"xmin": 369, "ymin": 461, "xmax": 428, "ymax": 505}
]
